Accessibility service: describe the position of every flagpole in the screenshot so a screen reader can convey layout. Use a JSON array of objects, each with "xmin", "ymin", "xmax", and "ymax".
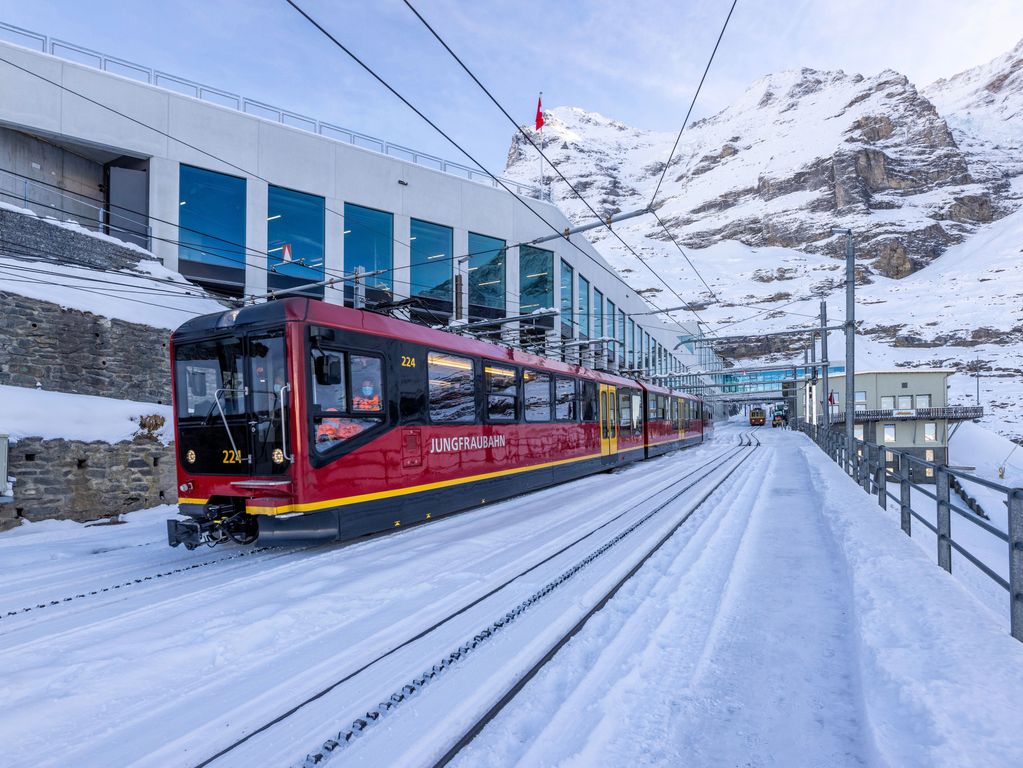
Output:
[{"xmin": 538, "ymin": 91, "xmax": 543, "ymax": 200}]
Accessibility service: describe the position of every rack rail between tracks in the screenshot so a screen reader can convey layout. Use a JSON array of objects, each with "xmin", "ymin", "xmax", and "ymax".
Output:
[{"xmin": 193, "ymin": 433, "xmax": 757, "ymax": 768}]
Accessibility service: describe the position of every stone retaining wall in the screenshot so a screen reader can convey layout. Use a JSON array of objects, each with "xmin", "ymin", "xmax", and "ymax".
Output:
[
  {"xmin": 0, "ymin": 291, "xmax": 172, "ymax": 404},
  {"xmin": 1, "ymin": 436, "xmax": 177, "ymax": 527}
]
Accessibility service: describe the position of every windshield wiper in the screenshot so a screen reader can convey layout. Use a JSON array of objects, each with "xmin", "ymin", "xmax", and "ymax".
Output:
[{"xmin": 202, "ymin": 387, "xmax": 245, "ymax": 461}]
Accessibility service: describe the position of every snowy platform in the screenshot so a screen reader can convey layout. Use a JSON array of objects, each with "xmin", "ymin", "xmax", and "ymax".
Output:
[{"xmin": 1, "ymin": 426, "xmax": 1021, "ymax": 767}]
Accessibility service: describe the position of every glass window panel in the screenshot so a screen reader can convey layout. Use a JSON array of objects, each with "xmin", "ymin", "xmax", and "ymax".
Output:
[
  {"xmin": 178, "ymin": 165, "xmax": 247, "ymax": 269},
  {"xmin": 174, "ymin": 337, "xmax": 246, "ymax": 418},
  {"xmin": 923, "ymin": 422, "xmax": 937, "ymax": 442},
  {"xmin": 628, "ymin": 319, "xmax": 635, "ymax": 368},
  {"xmin": 581, "ymin": 380, "xmax": 598, "ymax": 421},
  {"xmin": 619, "ymin": 390, "xmax": 632, "ymax": 428},
  {"xmin": 344, "ymin": 203, "xmax": 393, "ymax": 298},
  {"xmin": 560, "ymin": 260, "xmax": 574, "ymax": 334},
  {"xmin": 925, "ymin": 449, "xmax": 934, "ymax": 462},
  {"xmin": 578, "ymin": 276, "xmax": 590, "ymax": 337},
  {"xmin": 855, "ymin": 390, "xmax": 867, "ymax": 402},
  {"xmin": 350, "ymin": 355, "xmax": 383, "ymax": 412},
  {"xmin": 617, "ymin": 310, "xmax": 626, "ymax": 358},
  {"xmin": 519, "ymin": 245, "xmax": 553, "ymax": 314},
  {"xmin": 428, "ymin": 352, "xmax": 475, "ymax": 423},
  {"xmin": 468, "ymin": 232, "xmax": 506, "ymax": 316},
  {"xmin": 555, "ymin": 377, "xmax": 577, "ymax": 420},
  {"xmin": 916, "ymin": 394, "xmax": 931, "ymax": 409},
  {"xmin": 411, "ymin": 219, "xmax": 453, "ymax": 302},
  {"xmin": 524, "ymin": 370, "xmax": 552, "ymax": 422},
  {"xmin": 485, "ymin": 364, "xmax": 518, "ymax": 421},
  {"xmin": 593, "ymin": 289, "xmax": 604, "ymax": 342},
  {"xmin": 898, "ymin": 395, "xmax": 913, "ymax": 409},
  {"xmin": 853, "ymin": 424, "xmax": 864, "ymax": 440},
  {"xmin": 606, "ymin": 299, "xmax": 615, "ymax": 339},
  {"xmin": 883, "ymin": 424, "xmax": 896, "ymax": 443},
  {"xmin": 268, "ymin": 185, "xmax": 325, "ymax": 296},
  {"xmin": 881, "ymin": 396, "xmax": 895, "ymax": 409}
]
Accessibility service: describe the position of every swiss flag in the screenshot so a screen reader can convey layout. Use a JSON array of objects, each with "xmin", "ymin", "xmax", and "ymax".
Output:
[{"xmin": 535, "ymin": 95, "xmax": 544, "ymax": 131}]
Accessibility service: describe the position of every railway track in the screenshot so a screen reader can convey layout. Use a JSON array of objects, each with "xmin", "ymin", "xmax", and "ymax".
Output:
[{"xmin": 188, "ymin": 431, "xmax": 759, "ymax": 768}]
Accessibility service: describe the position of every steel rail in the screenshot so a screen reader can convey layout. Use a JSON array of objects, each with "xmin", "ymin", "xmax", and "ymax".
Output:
[
  {"xmin": 191, "ymin": 435, "xmax": 746, "ymax": 768},
  {"xmin": 432, "ymin": 439, "xmax": 759, "ymax": 766},
  {"xmin": 294, "ymin": 437, "xmax": 758, "ymax": 766}
]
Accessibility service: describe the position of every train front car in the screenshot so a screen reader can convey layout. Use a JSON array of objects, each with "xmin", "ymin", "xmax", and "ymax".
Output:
[{"xmin": 168, "ymin": 302, "xmax": 305, "ymax": 549}]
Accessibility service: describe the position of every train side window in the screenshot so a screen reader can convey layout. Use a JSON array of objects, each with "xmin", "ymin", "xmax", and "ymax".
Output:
[
  {"xmin": 554, "ymin": 377, "xmax": 577, "ymax": 421},
  {"xmin": 309, "ymin": 349, "xmax": 384, "ymax": 454},
  {"xmin": 350, "ymin": 356, "xmax": 383, "ymax": 412},
  {"xmin": 524, "ymin": 370, "xmax": 552, "ymax": 422},
  {"xmin": 619, "ymin": 390, "xmax": 632, "ymax": 430},
  {"xmin": 671, "ymin": 398, "xmax": 680, "ymax": 429},
  {"xmin": 581, "ymin": 380, "xmax": 598, "ymax": 422},
  {"xmin": 485, "ymin": 364, "xmax": 519, "ymax": 421},
  {"xmin": 632, "ymin": 393, "xmax": 642, "ymax": 435},
  {"xmin": 428, "ymin": 352, "xmax": 476, "ymax": 423}
]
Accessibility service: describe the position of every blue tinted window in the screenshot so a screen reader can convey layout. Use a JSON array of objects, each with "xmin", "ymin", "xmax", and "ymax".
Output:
[
  {"xmin": 268, "ymin": 185, "xmax": 325, "ymax": 297},
  {"xmin": 578, "ymin": 276, "xmax": 590, "ymax": 337},
  {"xmin": 344, "ymin": 203, "xmax": 393, "ymax": 296},
  {"xmin": 468, "ymin": 232, "xmax": 505, "ymax": 316},
  {"xmin": 519, "ymin": 245, "xmax": 553, "ymax": 314},
  {"xmin": 178, "ymin": 165, "xmax": 246, "ymax": 269},
  {"xmin": 411, "ymin": 219, "xmax": 453, "ymax": 302},
  {"xmin": 593, "ymin": 289, "xmax": 604, "ymax": 340},
  {"xmin": 560, "ymin": 260, "xmax": 573, "ymax": 334}
]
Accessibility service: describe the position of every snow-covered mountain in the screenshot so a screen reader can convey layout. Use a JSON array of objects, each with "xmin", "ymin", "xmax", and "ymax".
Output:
[{"xmin": 505, "ymin": 40, "xmax": 1023, "ymax": 439}]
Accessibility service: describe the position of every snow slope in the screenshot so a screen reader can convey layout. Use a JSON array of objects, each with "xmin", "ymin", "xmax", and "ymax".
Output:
[{"xmin": 504, "ymin": 39, "xmax": 1023, "ymax": 438}]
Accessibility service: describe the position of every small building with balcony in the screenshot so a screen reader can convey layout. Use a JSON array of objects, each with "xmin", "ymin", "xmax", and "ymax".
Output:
[{"xmin": 798, "ymin": 369, "xmax": 983, "ymax": 482}]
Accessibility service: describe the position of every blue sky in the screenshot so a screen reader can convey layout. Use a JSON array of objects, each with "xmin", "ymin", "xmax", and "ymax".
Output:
[{"xmin": 1, "ymin": 0, "xmax": 1020, "ymax": 173}]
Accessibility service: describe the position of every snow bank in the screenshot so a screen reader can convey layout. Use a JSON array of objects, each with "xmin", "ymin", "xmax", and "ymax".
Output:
[
  {"xmin": 0, "ymin": 385, "xmax": 172, "ymax": 444},
  {"xmin": 800, "ymin": 435, "xmax": 1023, "ymax": 767}
]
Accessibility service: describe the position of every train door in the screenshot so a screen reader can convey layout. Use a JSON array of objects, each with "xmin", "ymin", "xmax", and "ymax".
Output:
[{"xmin": 599, "ymin": 384, "xmax": 618, "ymax": 457}]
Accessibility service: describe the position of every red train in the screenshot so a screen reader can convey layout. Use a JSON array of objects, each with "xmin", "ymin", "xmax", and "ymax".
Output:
[{"xmin": 167, "ymin": 299, "xmax": 713, "ymax": 548}]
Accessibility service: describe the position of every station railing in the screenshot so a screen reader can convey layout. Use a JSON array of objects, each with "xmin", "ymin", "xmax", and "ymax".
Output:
[
  {"xmin": 827, "ymin": 406, "xmax": 985, "ymax": 422},
  {"xmin": 798, "ymin": 420, "xmax": 1023, "ymax": 643},
  {"xmin": 0, "ymin": 21, "xmax": 541, "ymax": 200}
]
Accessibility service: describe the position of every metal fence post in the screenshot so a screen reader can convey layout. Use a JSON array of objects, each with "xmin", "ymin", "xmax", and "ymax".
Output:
[
  {"xmin": 861, "ymin": 445, "xmax": 871, "ymax": 493},
  {"xmin": 1008, "ymin": 489, "xmax": 1023, "ymax": 642},
  {"xmin": 877, "ymin": 450, "xmax": 887, "ymax": 509},
  {"xmin": 936, "ymin": 466, "xmax": 952, "ymax": 572},
  {"xmin": 900, "ymin": 455, "xmax": 912, "ymax": 535}
]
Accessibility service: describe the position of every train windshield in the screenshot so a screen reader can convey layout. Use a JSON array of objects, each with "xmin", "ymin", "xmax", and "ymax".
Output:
[{"xmin": 174, "ymin": 330, "xmax": 290, "ymax": 475}]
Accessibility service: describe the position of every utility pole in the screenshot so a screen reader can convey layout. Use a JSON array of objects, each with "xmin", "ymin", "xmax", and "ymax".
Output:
[
  {"xmin": 976, "ymin": 359, "xmax": 981, "ymax": 405},
  {"xmin": 833, "ymin": 229, "xmax": 856, "ymax": 458},
  {"xmin": 820, "ymin": 299, "xmax": 830, "ymax": 434}
]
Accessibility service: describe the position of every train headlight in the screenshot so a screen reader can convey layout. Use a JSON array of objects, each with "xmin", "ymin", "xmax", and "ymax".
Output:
[
  {"xmin": 185, "ymin": 449, "xmax": 196, "ymax": 464},
  {"xmin": 272, "ymin": 448, "xmax": 285, "ymax": 464}
]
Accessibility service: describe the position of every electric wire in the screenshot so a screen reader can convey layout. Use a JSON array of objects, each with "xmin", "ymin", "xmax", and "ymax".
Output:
[
  {"xmin": 649, "ymin": 0, "xmax": 739, "ymax": 209},
  {"xmin": 400, "ymin": 0, "xmax": 716, "ymax": 333},
  {"xmin": 281, "ymin": 0, "xmax": 701, "ymax": 340}
]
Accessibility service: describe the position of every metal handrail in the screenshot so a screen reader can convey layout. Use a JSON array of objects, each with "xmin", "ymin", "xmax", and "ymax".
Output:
[
  {"xmin": 0, "ymin": 21, "xmax": 541, "ymax": 200},
  {"xmin": 829, "ymin": 406, "xmax": 985, "ymax": 422},
  {"xmin": 798, "ymin": 420, "xmax": 1023, "ymax": 643}
]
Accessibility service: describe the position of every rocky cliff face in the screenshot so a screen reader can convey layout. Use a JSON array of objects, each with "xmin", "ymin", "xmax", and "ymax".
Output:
[
  {"xmin": 504, "ymin": 40, "xmax": 1023, "ymax": 437},
  {"xmin": 508, "ymin": 66, "xmax": 1012, "ymax": 279}
]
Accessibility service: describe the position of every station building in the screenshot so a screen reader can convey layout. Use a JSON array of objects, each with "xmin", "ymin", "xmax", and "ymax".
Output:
[
  {"xmin": 798, "ymin": 369, "xmax": 984, "ymax": 481},
  {"xmin": 0, "ymin": 25, "xmax": 717, "ymax": 387}
]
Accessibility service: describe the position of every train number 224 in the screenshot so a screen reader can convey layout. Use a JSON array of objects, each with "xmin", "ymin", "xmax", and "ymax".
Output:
[{"xmin": 222, "ymin": 449, "xmax": 243, "ymax": 464}]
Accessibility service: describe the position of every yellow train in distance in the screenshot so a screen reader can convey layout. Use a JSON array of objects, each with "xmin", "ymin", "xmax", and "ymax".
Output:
[{"xmin": 749, "ymin": 407, "xmax": 766, "ymax": 426}]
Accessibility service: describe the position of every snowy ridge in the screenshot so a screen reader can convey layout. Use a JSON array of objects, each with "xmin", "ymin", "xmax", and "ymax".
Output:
[{"xmin": 504, "ymin": 39, "xmax": 1023, "ymax": 438}]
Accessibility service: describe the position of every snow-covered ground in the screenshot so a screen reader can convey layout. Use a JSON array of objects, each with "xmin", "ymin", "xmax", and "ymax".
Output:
[
  {"xmin": 2, "ymin": 425, "xmax": 1021, "ymax": 768},
  {"xmin": 0, "ymin": 384, "xmax": 173, "ymax": 443}
]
